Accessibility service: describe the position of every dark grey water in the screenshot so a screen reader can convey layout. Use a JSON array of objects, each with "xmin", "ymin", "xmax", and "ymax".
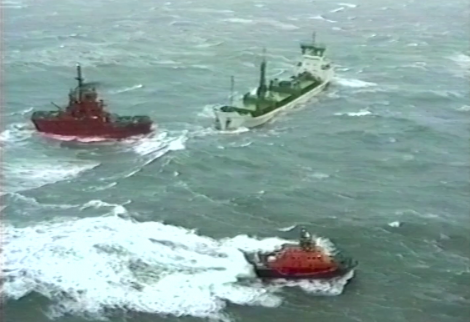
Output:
[{"xmin": 2, "ymin": 0, "xmax": 470, "ymax": 321}]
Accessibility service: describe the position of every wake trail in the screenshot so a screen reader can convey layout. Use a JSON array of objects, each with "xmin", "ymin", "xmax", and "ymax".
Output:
[{"xmin": 1, "ymin": 207, "xmax": 354, "ymax": 321}]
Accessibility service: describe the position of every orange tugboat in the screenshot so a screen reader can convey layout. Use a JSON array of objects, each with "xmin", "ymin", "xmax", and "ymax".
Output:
[
  {"xmin": 31, "ymin": 64, "xmax": 153, "ymax": 139},
  {"xmin": 244, "ymin": 229, "xmax": 357, "ymax": 280}
]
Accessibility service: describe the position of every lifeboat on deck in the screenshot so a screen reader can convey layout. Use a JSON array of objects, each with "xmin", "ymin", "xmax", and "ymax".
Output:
[{"xmin": 244, "ymin": 228, "xmax": 357, "ymax": 280}]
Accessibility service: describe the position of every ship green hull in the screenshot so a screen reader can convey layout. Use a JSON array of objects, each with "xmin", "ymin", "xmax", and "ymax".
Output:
[
  {"xmin": 251, "ymin": 78, "xmax": 322, "ymax": 117},
  {"xmin": 220, "ymin": 78, "xmax": 324, "ymax": 117}
]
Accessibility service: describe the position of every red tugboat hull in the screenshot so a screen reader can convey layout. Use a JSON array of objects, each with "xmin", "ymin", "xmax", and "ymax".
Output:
[
  {"xmin": 31, "ymin": 64, "xmax": 153, "ymax": 141},
  {"xmin": 32, "ymin": 117, "xmax": 153, "ymax": 139}
]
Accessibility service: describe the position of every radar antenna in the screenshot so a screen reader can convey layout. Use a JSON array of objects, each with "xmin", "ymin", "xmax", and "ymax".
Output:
[
  {"xmin": 75, "ymin": 64, "xmax": 84, "ymax": 101},
  {"xmin": 75, "ymin": 64, "xmax": 84, "ymax": 88}
]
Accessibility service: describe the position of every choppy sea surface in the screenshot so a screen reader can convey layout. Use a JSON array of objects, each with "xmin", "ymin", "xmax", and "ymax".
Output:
[{"xmin": 1, "ymin": 0, "xmax": 469, "ymax": 321}]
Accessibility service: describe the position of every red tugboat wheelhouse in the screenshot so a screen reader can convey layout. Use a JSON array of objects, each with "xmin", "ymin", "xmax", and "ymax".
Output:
[
  {"xmin": 31, "ymin": 64, "xmax": 153, "ymax": 139},
  {"xmin": 244, "ymin": 228, "xmax": 357, "ymax": 280}
]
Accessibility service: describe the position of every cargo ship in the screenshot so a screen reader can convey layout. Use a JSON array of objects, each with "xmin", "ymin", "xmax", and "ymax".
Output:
[
  {"xmin": 31, "ymin": 64, "xmax": 153, "ymax": 139},
  {"xmin": 213, "ymin": 32, "xmax": 333, "ymax": 131}
]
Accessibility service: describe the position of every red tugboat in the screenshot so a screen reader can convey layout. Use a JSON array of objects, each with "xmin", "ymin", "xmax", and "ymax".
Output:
[
  {"xmin": 244, "ymin": 229, "xmax": 357, "ymax": 280},
  {"xmin": 31, "ymin": 64, "xmax": 153, "ymax": 139}
]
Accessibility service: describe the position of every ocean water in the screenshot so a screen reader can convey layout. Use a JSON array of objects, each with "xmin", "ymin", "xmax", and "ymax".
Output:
[{"xmin": 1, "ymin": 0, "xmax": 469, "ymax": 321}]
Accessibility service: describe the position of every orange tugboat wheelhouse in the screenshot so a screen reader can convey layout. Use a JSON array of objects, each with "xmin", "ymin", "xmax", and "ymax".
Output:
[
  {"xmin": 31, "ymin": 64, "xmax": 153, "ymax": 139},
  {"xmin": 244, "ymin": 228, "xmax": 357, "ymax": 280}
]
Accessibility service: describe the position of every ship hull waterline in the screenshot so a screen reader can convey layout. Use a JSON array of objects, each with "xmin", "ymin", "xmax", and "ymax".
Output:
[
  {"xmin": 213, "ymin": 70, "xmax": 334, "ymax": 131},
  {"xmin": 32, "ymin": 119, "xmax": 153, "ymax": 140},
  {"xmin": 243, "ymin": 250, "xmax": 357, "ymax": 281},
  {"xmin": 252, "ymin": 266, "xmax": 353, "ymax": 280}
]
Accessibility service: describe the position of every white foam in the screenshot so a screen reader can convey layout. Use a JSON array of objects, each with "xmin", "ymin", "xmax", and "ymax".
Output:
[
  {"xmin": 2, "ymin": 158, "xmax": 99, "ymax": 194},
  {"xmin": 311, "ymin": 15, "xmax": 337, "ymax": 23},
  {"xmin": 330, "ymin": 7, "xmax": 345, "ymax": 13},
  {"xmin": 0, "ymin": 0, "xmax": 26, "ymax": 9},
  {"xmin": 334, "ymin": 109, "xmax": 372, "ymax": 117},
  {"xmin": 39, "ymin": 133, "xmax": 110, "ymax": 143},
  {"xmin": 221, "ymin": 18, "xmax": 298, "ymax": 30},
  {"xmin": 218, "ymin": 127, "xmax": 250, "ymax": 135},
  {"xmin": 338, "ymin": 2, "xmax": 357, "ymax": 8},
  {"xmin": 388, "ymin": 221, "xmax": 401, "ymax": 228},
  {"xmin": 109, "ymin": 84, "xmax": 144, "ymax": 94},
  {"xmin": 449, "ymin": 53, "xmax": 470, "ymax": 68},
  {"xmin": 457, "ymin": 105, "xmax": 470, "ymax": 112},
  {"xmin": 80, "ymin": 200, "xmax": 130, "ymax": 216},
  {"xmin": 86, "ymin": 182, "xmax": 117, "ymax": 192},
  {"xmin": 223, "ymin": 17, "xmax": 254, "ymax": 24},
  {"xmin": 448, "ymin": 53, "xmax": 470, "ymax": 77},
  {"xmin": 189, "ymin": 125, "xmax": 251, "ymax": 139},
  {"xmin": 277, "ymin": 225, "xmax": 297, "ymax": 232},
  {"xmin": 198, "ymin": 104, "xmax": 218, "ymax": 119},
  {"xmin": 0, "ymin": 123, "xmax": 34, "ymax": 145},
  {"xmin": 335, "ymin": 78, "xmax": 377, "ymax": 88},
  {"xmin": 6, "ymin": 192, "xmax": 80, "ymax": 210},
  {"xmin": 127, "ymin": 131, "xmax": 186, "ymax": 157},
  {"xmin": 310, "ymin": 172, "xmax": 331, "ymax": 179},
  {"xmin": 256, "ymin": 18, "xmax": 299, "ymax": 31},
  {"xmin": 1, "ymin": 213, "xmax": 354, "ymax": 320},
  {"xmin": 99, "ymin": 131, "xmax": 188, "ymax": 180}
]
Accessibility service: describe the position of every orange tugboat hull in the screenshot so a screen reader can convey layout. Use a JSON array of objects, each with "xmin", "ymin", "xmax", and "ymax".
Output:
[
  {"xmin": 244, "ymin": 251, "xmax": 357, "ymax": 280},
  {"xmin": 242, "ymin": 227, "xmax": 357, "ymax": 281},
  {"xmin": 32, "ymin": 118, "xmax": 153, "ymax": 139}
]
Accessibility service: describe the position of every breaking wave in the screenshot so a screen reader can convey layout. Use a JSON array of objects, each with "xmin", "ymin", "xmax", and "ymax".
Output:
[
  {"xmin": 2, "ymin": 158, "xmax": 100, "ymax": 194},
  {"xmin": 335, "ymin": 77, "xmax": 377, "ymax": 88},
  {"xmin": 1, "ymin": 204, "xmax": 354, "ymax": 321},
  {"xmin": 0, "ymin": 122, "xmax": 100, "ymax": 194},
  {"xmin": 0, "ymin": 122, "xmax": 34, "ymax": 145},
  {"xmin": 448, "ymin": 53, "xmax": 470, "ymax": 78},
  {"xmin": 0, "ymin": 120, "xmax": 187, "ymax": 193},
  {"xmin": 334, "ymin": 109, "xmax": 373, "ymax": 117}
]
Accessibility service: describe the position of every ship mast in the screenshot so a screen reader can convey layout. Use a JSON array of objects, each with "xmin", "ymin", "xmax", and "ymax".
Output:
[
  {"xmin": 256, "ymin": 47, "xmax": 267, "ymax": 99},
  {"xmin": 229, "ymin": 76, "xmax": 235, "ymax": 106},
  {"xmin": 75, "ymin": 64, "xmax": 84, "ymax": 101}
]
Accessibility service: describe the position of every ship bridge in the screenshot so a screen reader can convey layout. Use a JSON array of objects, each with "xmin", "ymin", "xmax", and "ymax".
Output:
[
  {"xmin": 300, "ymin": 42, "xmax": 326, "ymax": 57},
  {"xmin": 300, "ymin": 32, "xmax": 327, "ymax": 58},
  {"xmin": 295, "ymin": 32, "xmax": 330, "ymax": 78}
]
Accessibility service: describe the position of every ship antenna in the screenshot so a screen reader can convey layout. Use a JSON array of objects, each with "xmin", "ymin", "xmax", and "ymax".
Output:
[
  {"xmin": 229, "ymin": 76, "xmax": 235, "ymax": 106},
  {"xmin": 312, "ymin": 31, "xmax": 316, "ymax": 44}
]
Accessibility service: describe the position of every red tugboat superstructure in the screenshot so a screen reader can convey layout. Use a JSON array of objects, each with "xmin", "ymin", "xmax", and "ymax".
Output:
[
  {"xmin": 244, "ymin": 228, "xmax": 357, "ymax": 280},
  {"xmin": 31, "ymin": 64, "xmax": 153, "ymax": 139}
]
